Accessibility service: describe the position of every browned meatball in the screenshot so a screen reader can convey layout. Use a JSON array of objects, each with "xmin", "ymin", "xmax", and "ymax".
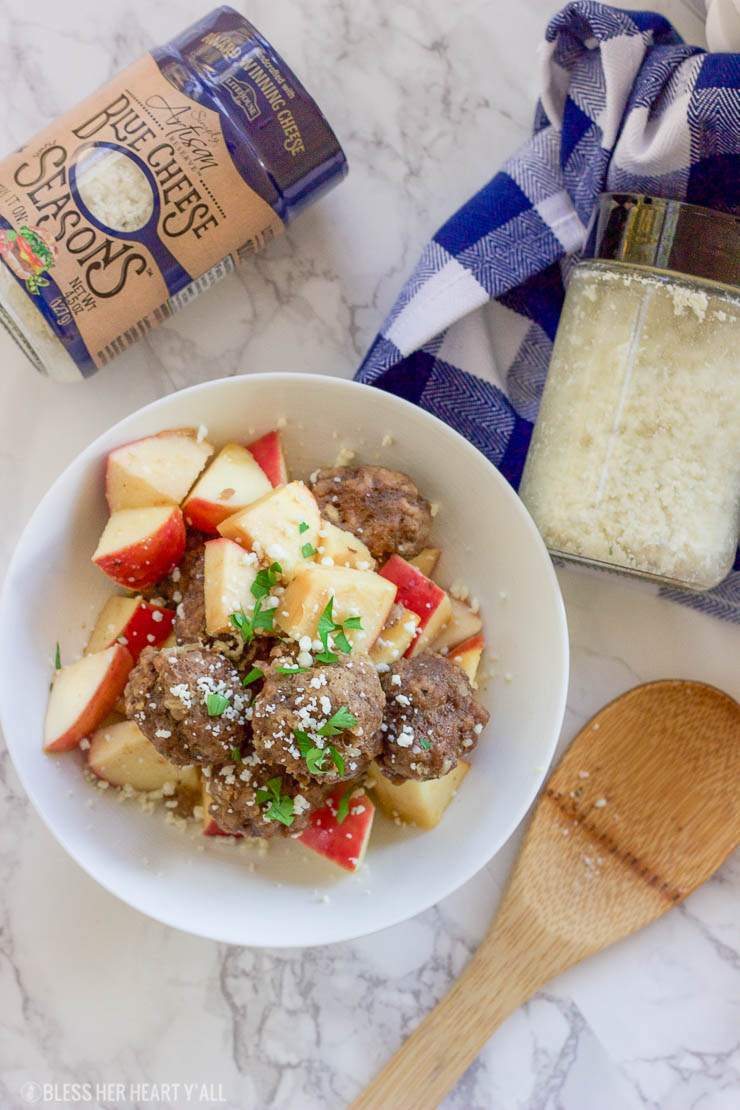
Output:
[
  {"xmin": 251, "ymin": 651, "xmax": 385, "ymax": 784},
  {"xmin": 204, "ymin": 759, "xmax": 323, "ymax": 838},
  {"xmin": 377, "ymin": 653, "xmax": 489, "ymax": 783},
  {"xmin": 310, "ymin": 466, "xmax": 432, "ymax": 561},
  {"xmin": 124, "ymin": 645, "xmax": 250, "ymax": 765}
]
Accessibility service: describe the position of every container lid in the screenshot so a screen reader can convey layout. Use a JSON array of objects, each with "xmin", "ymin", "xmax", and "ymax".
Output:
[{"xmin": 583, "ymin": 194, "xmax": 740, "ymax": 287}]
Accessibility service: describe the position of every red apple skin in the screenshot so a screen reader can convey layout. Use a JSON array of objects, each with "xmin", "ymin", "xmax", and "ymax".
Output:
[
  {"xmin": 113, "ymin": 602, "xmax": 175, "ymax": 661},
  {"xmin": 182, "ymin": 497, "xmax": 234, "ymax": 534},
  {"xmin": 379, "ymin": 555, "xmax": 449, "ymax": 655},
  {"xmin": 248, "ymin": 430, "xmax": 288, "ymax": 487},
  {"xmin": 298, "ymin": 786, "xmax": 375, "ymax": 872},
  {"xmin": 44, "ymin": 644, "xmax": 134, "ymax": 753},
  {"xmin": 93, "ymin": 508, "xmax": 186, "ymax": 590},
  {"xmin": 450, "ymin": 633, "xmax": 484, "ymax": 657}
]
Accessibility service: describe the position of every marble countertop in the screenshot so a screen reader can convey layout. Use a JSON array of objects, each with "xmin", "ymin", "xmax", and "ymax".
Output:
[{"xmin": 2, "ymin": 0, "xmax": 739, "ymax": 1108}]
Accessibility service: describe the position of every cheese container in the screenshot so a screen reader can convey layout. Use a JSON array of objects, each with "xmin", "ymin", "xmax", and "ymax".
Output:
[
  {"xmin": 519, "ymin": 194, "xmax": 740, "ymax": 591},
  {"xmin": 0, "ymin": 6, "xmax": 347, "ymax": 381}
]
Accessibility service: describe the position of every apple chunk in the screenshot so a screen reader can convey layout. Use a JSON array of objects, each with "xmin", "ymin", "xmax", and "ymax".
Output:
[
  {"xmin": 88, "ymin": 719, "xmax": 200, "ymax": 793},
  {"xmin": 85, "ymin": 595, "xmax": 175, "ymax": 661},
  {"xmin": 44, "ymin": 644, "xmax": 133, "ymax": 753},
  {"xmin": 431, "ymin": 597, "xmax": 483, "ymax": 653},
  {"xmin": 218, "ymin": 481, "xmax": 321, "ymax": 580},
  {"xmin": 276, "ymin": 564, "xmax": 397, "ymax": 652},
  {"xmin": 317, "ymin": 522, "xmax": 375, "ymax": 570},
  {"xmin": 183, "ymin": 443, "xmax": 272, "ymax": 533},
  {"xmin": 409, "ymin": 548, "xmax": 441, "ymax": 577},
  {"xmin": 203, "ymin": 538, "xmax": 259, "ymax": 636},
  {"xmin": 369, "ymin": 606, "xmax": 421, "ymax": 666},
  {"xmin": 379, "ymin": 555, "xmax": 452, "ymax": 656},
  {"xmin": 368, "ymin": 760, "xmax": 470, "ymax": 829},
  {"xmin": 106, "ymin": 428, "xmax": 213, "ymax": 512},
  {"xmin": 298, "ymin": 785, "xmax": 375, "ymax": 872},
  {"xmin": 449, "ymin": 634, "xmax": 484, "ymax": 686},
  {"xmin": 92, "ymin": 506, "xmax": 186, "ymax": 590},
  {"xmin": 247, "ymin": 429, "xmax": 288, "ymax": 487}
]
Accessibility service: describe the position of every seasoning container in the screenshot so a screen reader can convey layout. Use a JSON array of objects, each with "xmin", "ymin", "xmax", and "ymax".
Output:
[
  {"xmin": 519, "ymin": 194, "xmax": 740, "ymax": 591},
  {"xmin": 0, "ymin": 6, "xmax": 347, "ymax": 381}
]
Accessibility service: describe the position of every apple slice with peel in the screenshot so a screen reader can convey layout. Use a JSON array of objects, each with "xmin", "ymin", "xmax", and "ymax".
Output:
[
  {"xmin": 201, "ymin": 779, "xmax": 242, "ymax": 837},
  {"xmin": 106, "ymin": 428, "xmax": 214, "ymax": 512},
  {"xmin": 298, "ymin": 785, "xmax": 375, "ymax": 872},
  {"xmin": 85, "ymin": 595, "xmax": 175, "ymax": 661},
  {"xmin": 276, "ymin": 564, "xmax": 397, "ymax": 651},
  {"xmin": 183, "ymin": 443, "xmax": 272, "ymax": 533},
  {"xmin": 247, "ymin": 430, "xmax": 288, "ymax": 487},
  {"xmin": 218, "ymin": 481, "xmax": 321, "ymax": 581},
  {"xmin": 409, "ymin": 548, "xmax": 441, "ymax": 577},
  {"xmin": 204, "ymin": 538, "xmax": 259, "ymax": 636},
  {"xmin": 317, "ymin": 522, "xmax": 376, "ymax": 570},
  {"xmin": 379, "ymin": 555, "xmax": 452, "ymax": 657},
  {"xmin": 430, "ymin": 597, "xmax": 483, "ymax": 653},
  {"xmin": 368, "ymin": 760, "xmax": 470, "ymax": 829},
  {"xmin": 92, "ymin": 506, "xmax": 186, "ymax": 590},
  {"xmin": 370, "ymin": 606, "xmax": 421, "ymax": 666},
  {"xmin": 44, "ymin": 644, "xmax": 133, "ymax": 753},
  {"xmin": 449, "ymin": 634, "xmax": 484, "ymax": 686},
  {"xmin": 88, "ymin": 719, "xmax": 200, "ymax": 793}
]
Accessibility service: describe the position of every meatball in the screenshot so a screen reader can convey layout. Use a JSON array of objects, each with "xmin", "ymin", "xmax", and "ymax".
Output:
[
  {"xmin": 205, "ymin": 759, "xmax": 323, "ymax": 839},
  {"xmin": 310, "ymin": 465, "xmax": 432, "ymax": 561},
  {"xmin": 251, "ymin": 651, "xmax": 385, "ymax": 784},
  {"xmin": 124, "ymin": 645, "xmax": 250, "ymax": 765},
  {"xmin": 377, "ymin": 652, "xmax": 489, "ymax": 782}
]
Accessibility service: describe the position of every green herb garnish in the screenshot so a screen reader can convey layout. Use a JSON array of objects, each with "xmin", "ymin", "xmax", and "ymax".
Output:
[
  {"xmin": 419, "ymin": 737, "xmax": 431, "ymax": 750},
  {"xmin": 229, "ymin": 597, "xmax": 274, "ymax": 646},
  {"xmin": 318, "ymin": 705, "xmax": 358, "ymax": 737},
  {"xmin": 230, "ymin": 746, "xmax": 242, "ymax": 763},
  {"xmin": 55, "ymin": 642, "xmax": 61, "ymax": 670},
  {"xmin": 294, "ymin": 729, "xmax": 330, "ymax": 775},
  {"xmin": 242, "ymin": 666, "xmax": 264, "ymax": 686},
  {"xmin": 299, "ymin": 521, "xmax": 309, "ymax": 534},
  {"xmin": 301, "ymin": 542, "xmax": 317, "ymax": 559},
  {"xmin": 315, "ymin": 600, "xmax": 364, "ymax": 664},
  {"xmin": 255, "ymin": 775, "xmax": 294, "ymax": 826},
  {"xmin": 336, "ymin": 788, "xmax": 353, "ymax": 825},
  {"xmin": 251, "ymin": 562, "xmax": 282, "ymax": 601},
  {"xmin": 276, "ymin": 665, "xmax": 310, "ymax": 675},
  {"xmin": 206, "ymin": 693, "xmax": 230, "ymax": 716},
  {"xmin": 332, "ymin": 630, "xmax": 352, "ymax": 655},
  {"xmin": 343, "ymin": 616, "xmax": 364, "ymax": 630},
  {"xmin": 329, "ymin": 747, "xmax": 345, "ymax": 775}
]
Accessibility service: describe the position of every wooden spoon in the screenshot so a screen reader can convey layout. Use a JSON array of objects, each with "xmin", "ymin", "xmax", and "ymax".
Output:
[{"xmin": 350, "ymin": 679, "xmax": 740, "ymax": 1110}]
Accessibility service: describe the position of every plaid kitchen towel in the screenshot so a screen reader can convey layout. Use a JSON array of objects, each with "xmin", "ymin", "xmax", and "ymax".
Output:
[{"xmin": 355, "ymin": 1, "xmax": 740, "ymax": 623}]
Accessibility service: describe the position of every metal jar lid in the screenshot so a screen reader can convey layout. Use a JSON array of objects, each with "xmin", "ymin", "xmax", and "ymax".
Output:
[{"xmin": 583, "ymin": 194, "xmax": 740, "ymax": 287}]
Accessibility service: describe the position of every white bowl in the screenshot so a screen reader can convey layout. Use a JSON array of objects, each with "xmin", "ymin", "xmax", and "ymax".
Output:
[{"xmin": 0, "ymin": 374, "xmax": 568, "ymax": 946}]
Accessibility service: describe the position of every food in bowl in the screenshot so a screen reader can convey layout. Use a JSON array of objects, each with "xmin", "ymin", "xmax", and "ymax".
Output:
[{"xmin": 43, "ymin": 425, "xmax": 490, "ymax": 874}]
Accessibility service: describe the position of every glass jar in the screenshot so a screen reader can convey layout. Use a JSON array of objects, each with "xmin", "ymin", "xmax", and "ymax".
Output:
[
  {"xmin": 519, "ymin": 194, "xmax": 740, "ymax": 591},
  {"xmin": 0, "ymin": 6, "xmax": 347, "ymax": 382}
]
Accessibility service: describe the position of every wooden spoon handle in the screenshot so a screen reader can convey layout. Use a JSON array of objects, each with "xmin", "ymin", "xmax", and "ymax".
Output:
[{"xmin": 349, "ymin": 897, "xmax": 576, "ymax": 1110}]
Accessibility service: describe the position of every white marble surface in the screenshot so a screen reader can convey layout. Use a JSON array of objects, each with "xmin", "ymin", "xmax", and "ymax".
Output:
[{"xmin": 2, "ymin": 1, "xmax": 739, "ymax": 1108}]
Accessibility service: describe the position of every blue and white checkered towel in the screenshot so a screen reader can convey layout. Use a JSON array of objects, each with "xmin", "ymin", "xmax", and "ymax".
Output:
[{"xmin": 355, "ymin": 1, "xmax": 740, "ymax": 623}]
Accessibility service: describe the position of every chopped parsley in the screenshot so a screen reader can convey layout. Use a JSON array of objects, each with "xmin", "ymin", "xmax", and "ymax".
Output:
[
  {"xmin": 419, "ymin": 738, "xmax": 431, "ymax": 750},
  {"xmin": 251, "ymin": 561, "xmax": 282, "ymax": 601},
  {"xmin": 229, "ymin": 597, "xmax": 275, "ymax": 646},
  {"xmin": 242, "ymin": 666, "xmax": 264, "ymax": 686},
  {"xmin": 316, "ymin": 599, "xmax": 364, "ymax": 664},
  {"xmin": 336, "ymin": 788, "xmax": 353, "ymax": 825},
  {"xmin": 294, "ymin": 729, "xmax": 345, "ymax": 777},
  {"xmin": 318, "ymin": 705, "xmax": 358, "ymax": 736},
  {"xmin": 256, "ymin": 775, "xmax": 294, "ymax": 826},
  {"xmin": 55, "ymin": 642, "xmax": 61, "ymax": 670},
  {"xmin": 299, "ymin": 521, "xmax": 309, "ymax": 534},
  {"xmin": 301, "ymin": 542, "xmax": 317, "ymax": 559},
  {"xmin": 230, "ymin": 746, "xmax": 242, "ymax": 763},
  {"xmin": 329, "ymin": 747, "xmax": 345, "ymax": 775},
  {"xmin": 206, "ymin": 693, "xmax": 230, "ymax": 716},
  {"xmin": 276, "ymin": 665, "xmax": 310, "ymax": 675}
]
